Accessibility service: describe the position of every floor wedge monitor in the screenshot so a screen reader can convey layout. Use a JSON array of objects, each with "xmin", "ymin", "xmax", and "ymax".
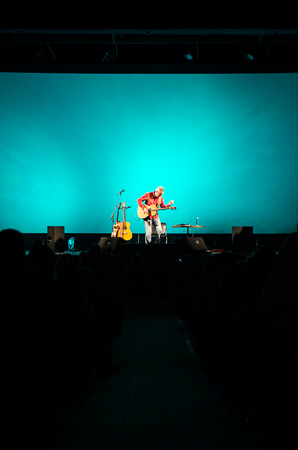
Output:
[
  {"xmin": 177, "ymin": 236, "xmax": 208, "ymax": 253},
  {"xmin": 98, "ymin": 237, "xmax": 127, "ymax": 252}
]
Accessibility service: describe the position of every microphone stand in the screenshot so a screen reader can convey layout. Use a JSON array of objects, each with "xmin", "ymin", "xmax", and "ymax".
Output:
[{"xmin": 110, "ymin": 191, "xmax": 123, "ymax": 229}]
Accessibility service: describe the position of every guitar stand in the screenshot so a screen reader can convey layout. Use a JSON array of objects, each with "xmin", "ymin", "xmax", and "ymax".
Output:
[
  {"xmin": 110, "ymin": 192, "xmax": 123, "ymax": 226},
  {"xmin": 110, "ymin": 191, "xmax": 133, "ymax": 240}
]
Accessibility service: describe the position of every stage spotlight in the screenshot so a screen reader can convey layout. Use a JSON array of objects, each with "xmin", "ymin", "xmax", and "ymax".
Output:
[
  {"xmin": 102, "ymin": 48, "xmax": 116, "ymax": 62},
  {"xmin": 184, "ymin": 53, "xmax": 194, "ymax": 61},
  {"xmin": 68, "ymin": 237, "xmax": 76, "ymax": 251},
  {"xmin": 184, "ymin": 44, "xmax": 198, "ymax": 61},
  {"xmin": 246, "ymin": 53, "xmax": 255, "ymax": 61}
]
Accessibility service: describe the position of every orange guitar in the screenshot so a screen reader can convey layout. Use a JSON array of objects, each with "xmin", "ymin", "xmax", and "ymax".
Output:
[{"xmin": 117, "ymin": 202, "xmax": 132, "ymax": 241}]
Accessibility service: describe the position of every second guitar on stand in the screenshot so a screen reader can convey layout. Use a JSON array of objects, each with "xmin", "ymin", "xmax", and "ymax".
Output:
[{"xmin": 117, "ymin": 202, "xmax": 132, "ymax": 241}]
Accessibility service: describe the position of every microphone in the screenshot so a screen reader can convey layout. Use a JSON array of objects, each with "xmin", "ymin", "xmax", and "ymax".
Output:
[
  {"xmin": 118, "ymin": 190, "xmax": 125, "ymax": 195},
  {"xmin": 196, "ymin": 217, "xmax": 199, "ymax": 225}
]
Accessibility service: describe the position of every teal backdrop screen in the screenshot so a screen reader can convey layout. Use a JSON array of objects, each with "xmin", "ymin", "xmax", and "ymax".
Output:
[{"xmin": 1, "ymin": 72, "xmax": 297, "ymax": 234}]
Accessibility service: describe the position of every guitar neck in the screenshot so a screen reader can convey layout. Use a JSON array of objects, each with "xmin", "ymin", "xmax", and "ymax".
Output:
[
  {"xmin": 117, "ymin": 202, "xmax": 121, "ymax": 222},
  {"xmin": 123, "ymin": 202, "xmax": 126, "ymax": 225},
  {"xmin": 149, "ymin": 206, "xmax": 173, "ymax": 211}
]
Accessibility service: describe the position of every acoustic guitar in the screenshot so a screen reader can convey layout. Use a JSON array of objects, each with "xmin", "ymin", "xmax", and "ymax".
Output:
[
  {"xmin": 117, "ymin": 202, "xmax": 132, "ymax": 241},
  {"xmin": 137, "ymin": 205, "xmax": 177, "ymax": 219},
  {"xmin": 111, "ymin": 202, "xmax": 121, "ymax": 237}
]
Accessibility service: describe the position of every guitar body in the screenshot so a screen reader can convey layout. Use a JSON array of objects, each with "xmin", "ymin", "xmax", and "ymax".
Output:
[
  {"xmin": 117, "ymin": 221, "xmax": 132, "ymax": 240},
  {"xmin": 137, "ymin": 205, "xmax": 158, "ymax": 219},
  {"xmin": 117, "ymin": 202, "xmax": 133, "ymax": 241},
  {"xmin": 111, "ymin": 221, "xmax": 120, "ymax": 237},
  {"xmin": 137, "ymin": 205, "xmax": 177, "ymax": 219}
]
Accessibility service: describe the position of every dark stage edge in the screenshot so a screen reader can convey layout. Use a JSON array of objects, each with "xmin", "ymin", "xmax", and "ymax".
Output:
[{"xmin": 23, "ymin": 233, "xmax": 290, "ymax": 254}]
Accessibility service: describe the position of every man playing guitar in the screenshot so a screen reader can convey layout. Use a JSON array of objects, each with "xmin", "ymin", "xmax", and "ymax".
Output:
[{"xmin": 137, "ymin": 186, "xmax": 174, "ymax": 244}]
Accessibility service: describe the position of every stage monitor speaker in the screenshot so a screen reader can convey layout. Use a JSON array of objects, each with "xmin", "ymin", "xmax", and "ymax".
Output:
[
  {"xmin": 98, "ymin": 237, "xmax": 127, "ymax": 252},
  {"xmin": 232, "ymin": 226, "xmax": 254, "ymax": 254},
  {"xmin": 177, "ymin": 236, "xmax": 208, "ymax": 253},
  {"xmin": 47, "ymin": 226, "xmax": 65, "ymax": 252}
]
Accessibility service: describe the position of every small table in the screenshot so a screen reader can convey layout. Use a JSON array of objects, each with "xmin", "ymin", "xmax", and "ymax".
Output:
[{"xmin": 172, "ymin": 224, "xmax": 204, "ymax": 237}]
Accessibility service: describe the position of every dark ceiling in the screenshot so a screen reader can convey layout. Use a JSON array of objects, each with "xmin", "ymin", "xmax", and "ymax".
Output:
[{"xmin": 1, "ymin": 2, "xmax": 298, "ymax": 73}]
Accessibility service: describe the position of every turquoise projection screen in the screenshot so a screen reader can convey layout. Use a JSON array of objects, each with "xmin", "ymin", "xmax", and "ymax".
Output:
[{"xmin": 0, "ymin": 72, "xmax": 298, "ymax": 234}]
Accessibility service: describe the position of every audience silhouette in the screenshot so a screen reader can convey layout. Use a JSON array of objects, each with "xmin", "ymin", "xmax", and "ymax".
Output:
[
  {"xmin": 174, "ymin": 232, "xmax": 298, "ymax": 449},
  {"xmin": 1, "ymin": 228, "xmax": 297, "ymax": 448},
  {"xmin": 0, "ymin": 232, "xmax": 121, "ymax": 448}
]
